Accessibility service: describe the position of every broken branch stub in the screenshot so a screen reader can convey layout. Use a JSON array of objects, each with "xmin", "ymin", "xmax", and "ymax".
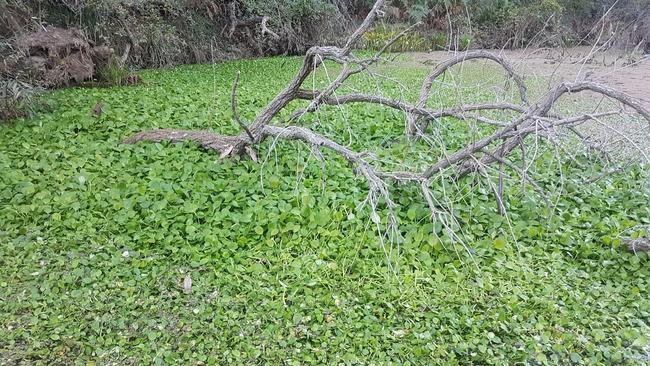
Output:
[{"xmin": 226, "ymin": 1, "xmax": 280, "ymax": 40}]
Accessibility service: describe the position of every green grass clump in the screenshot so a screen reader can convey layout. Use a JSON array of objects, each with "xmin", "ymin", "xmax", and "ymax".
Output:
[
  {"xmin": 0, "ymin": 79, "xmax": 43, "ymax": 122},
  {"xmin": 0, "ymin": 56, "xmax": 649, "ymax": 365},
  {"xmin": 95, "ymin": 57, "xmax": 141, "ymax": 87}
]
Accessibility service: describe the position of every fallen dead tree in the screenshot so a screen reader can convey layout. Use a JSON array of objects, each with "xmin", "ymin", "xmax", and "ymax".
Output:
[{"xmin": 125, "ymin": 0, "xmax": 650, "ymax": 255}]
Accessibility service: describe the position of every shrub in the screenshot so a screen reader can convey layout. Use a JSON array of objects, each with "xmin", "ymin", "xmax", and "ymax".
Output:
[
  {"xmin": 4, "ymin": 0, "xmax": 362, "ymax": 68},
  {"xmin": 429, "ymin": 32, "xmax": 446, "ymax": 50}
]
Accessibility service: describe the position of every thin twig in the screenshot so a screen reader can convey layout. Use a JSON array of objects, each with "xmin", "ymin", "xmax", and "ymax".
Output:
[{"xmin": 231, "ymin": 71, "xmax": 255, "ymax": 142}]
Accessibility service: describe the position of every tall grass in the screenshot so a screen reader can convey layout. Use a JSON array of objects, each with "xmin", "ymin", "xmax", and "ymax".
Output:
[{"xmin": 0, "ymin": 79, "xmax": 42, "ymax": 122}]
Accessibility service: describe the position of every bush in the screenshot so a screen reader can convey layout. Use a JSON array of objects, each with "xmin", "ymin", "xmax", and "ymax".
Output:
[
  {"xmin": 470, "ymin": 0, "xmax": 565, "ymax": 49},
  {"xmin": 389, "ymin": 0, "xmax": 644, "ymax": 49},
  {"xmin": 2, "ymin": 0, "xmax": 363, "ymax": 69}
]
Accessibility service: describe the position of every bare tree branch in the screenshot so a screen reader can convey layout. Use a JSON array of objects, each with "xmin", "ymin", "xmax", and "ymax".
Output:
[
  {"xmin": 230, "ymin": 71, "xmax": 254, "ymax": 142},
  {"xmin": 123, "ymin": 0, "xmax": 650, "ymax": 253},
  {"xmin": 260, "ymin": 16, "xmax": 280, "ymax": 40},
  {"xmin": 406, "ymin": 50, "xmax": 530, "ymax": 137}
]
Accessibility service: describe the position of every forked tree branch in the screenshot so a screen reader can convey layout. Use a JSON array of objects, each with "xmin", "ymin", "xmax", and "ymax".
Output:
[
  {"xmin": 124, "ymin": 0, "xmax": 650, "ymax": 253},
  {"xmin": 230, "ymin": 71, "xmax": 254, "ymax": 142}
]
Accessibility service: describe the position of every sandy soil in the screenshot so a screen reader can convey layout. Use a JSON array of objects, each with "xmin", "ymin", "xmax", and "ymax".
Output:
[{"xmin": 405, "ymin": 46, "xmax": 649, "ymax": 107}]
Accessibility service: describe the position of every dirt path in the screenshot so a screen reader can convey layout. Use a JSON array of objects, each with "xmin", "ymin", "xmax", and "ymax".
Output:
[{"xmin": 405, "ymin": 47, "xmax": 650, "ymax": 107}]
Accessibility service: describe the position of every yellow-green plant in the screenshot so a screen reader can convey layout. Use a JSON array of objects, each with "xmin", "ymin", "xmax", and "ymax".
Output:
[{"xmin": 362, "ymin": 25, "xmax": 470, "ymax": 52}]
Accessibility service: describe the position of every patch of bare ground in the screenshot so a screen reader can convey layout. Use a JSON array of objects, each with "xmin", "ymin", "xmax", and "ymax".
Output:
[
  {"xmin": 405, "ymin": 46, "xmax": 649, "ymax": 107},
  {"xmin": 400, "ymin": 47, "xmax": 650, "ymax": 175}
]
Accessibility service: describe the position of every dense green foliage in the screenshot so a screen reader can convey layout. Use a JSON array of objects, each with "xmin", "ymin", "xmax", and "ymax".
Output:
[
  {"xmin": 0, "ymin": 0, "xmax": 359, "ymax": 68},
  {"xmin": 1, "ymin": 57, "xmax": 649, "ymax": 364},
  {"xmin": 384, "ymin": 0, "xmax": 647, "ymax": 49},
  {"xmin": 2, "ymin": 0, "xmax": 646, "ymax": 70}
]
